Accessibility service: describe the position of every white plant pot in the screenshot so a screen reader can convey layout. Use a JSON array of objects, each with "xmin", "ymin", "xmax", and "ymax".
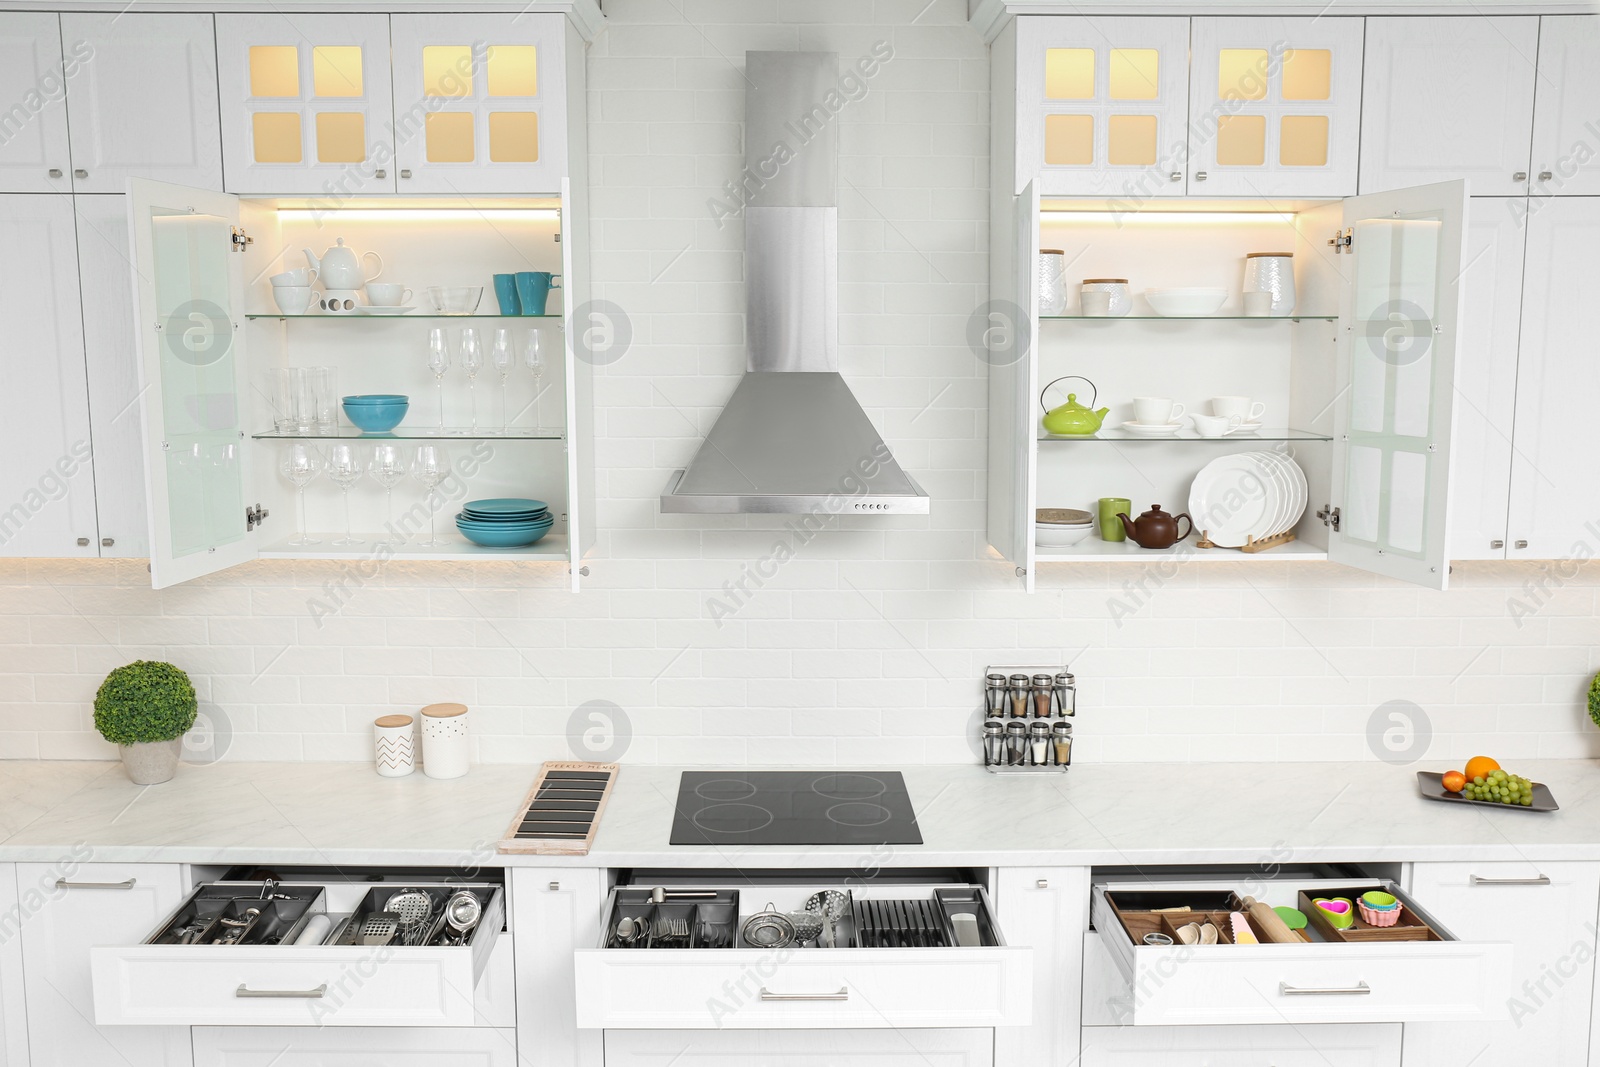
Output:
[{"xmin": 119, "ymin": 739, "xmax": 181, "ymax": 785}]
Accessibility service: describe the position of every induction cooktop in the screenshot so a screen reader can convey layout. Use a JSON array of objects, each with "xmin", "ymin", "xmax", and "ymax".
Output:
[{"xmin": 669, "ymin": 771, "xmax": 924, "ymax": 846}]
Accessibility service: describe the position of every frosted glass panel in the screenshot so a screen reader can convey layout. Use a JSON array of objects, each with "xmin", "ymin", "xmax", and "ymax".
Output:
[
  {"xmin": 1280, "ymin": 115, "xmax": 1329, "ymax": 166},
  {"xmin": 1045, "ymin": 48, "xmax": 1094, "ymax": 100},
  {"xmin": 488, "ymin": 112, "xmax": 539, "ymax": 162},
  {"xmin": 426, "ymin": 111, "xmax": 475, "ymax": 162},
  {"xmin": 1044, "ymin": 114, "xmax": 1093, "ymax": 165},
  {"xmin": 149, "ymin": 212, "xmax": 243, "ymax": 559},
  {"xmin": 1107, "ymin": 114, "xmax": 1157, "ymax": 165},
  {"xmin": 1216, "ymin": 114, "xmax": 1265, "ymax": 165},
  {"xmin": 252, "ymin": 113, "xmax": 301, "ymax": 163},
  {"xmin": 249, "ymin": 46, "xmax": 299, "ymax": 97},
  {"xmin": 313, "ymin": 46, "xmax": 363, "ymax": 97},
  {"xmin": 487, "ymin": 45, "xmax": 538, "ymax": 96},
  {"xmin": 423, "ymin": 45, "xmax": 473, "ymax": 98},
  {"xmin": 1345, "ymin": 445, "xmax": 1382, "ymax": 543},
  {"xmin": 315, "ymin": 112, "xmax": 366, "ymax": 163},
  {"xmin": 1283, "ymin": 48, "xmax": 1332, "ymax": 100},
  {"xmin": 1219, "ymin": 49, "xmax": 1269, "ymax": 101},
  {"xmin": 1388, "ymin": 451, "xmax": 1426, "ymax": 552},
  {"xmin": 1109, "ymin": 49, "xmax": 1158, "ymax": 100}
]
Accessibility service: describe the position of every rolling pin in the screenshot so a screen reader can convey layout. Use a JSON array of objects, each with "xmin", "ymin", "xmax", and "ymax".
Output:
[{"xmin": 1240, "ymin": 895, "xmax": 1300, "ymax": 944}]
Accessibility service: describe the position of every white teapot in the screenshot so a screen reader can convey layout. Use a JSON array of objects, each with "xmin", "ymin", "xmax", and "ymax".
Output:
[{"xmin": 304, "ymin": 238, "xmax": 383, "ymax": 290}]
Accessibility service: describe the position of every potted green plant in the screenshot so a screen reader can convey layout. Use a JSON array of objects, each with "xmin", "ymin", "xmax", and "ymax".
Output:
[
  {"xmin": 1590, "ymin": 671, "xmax": 1600, "ymax": 732},
  {"xmin": 93, "ymin": 661, "xmax": 198, "ymax": 785}
]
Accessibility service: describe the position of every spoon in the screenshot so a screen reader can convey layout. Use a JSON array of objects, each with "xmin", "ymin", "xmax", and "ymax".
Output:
[{"xmin": 444, "ymin": 890, "xmax": 482, "ymax": 945}]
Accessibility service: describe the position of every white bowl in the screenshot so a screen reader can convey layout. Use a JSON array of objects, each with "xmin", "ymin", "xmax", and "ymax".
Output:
[
  {"xmin": 1035, "ymin": 522, "xmax": 1094, "ymax": 548},
  {"xmin": 1144, "ymin": 287, "xmax": 1229, "ymax": 317}
]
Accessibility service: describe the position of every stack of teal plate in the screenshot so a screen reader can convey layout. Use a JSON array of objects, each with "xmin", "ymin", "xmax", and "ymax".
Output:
[{"xmin": 455, "ymin": 498, "xmax": 553, "ymax": 547}]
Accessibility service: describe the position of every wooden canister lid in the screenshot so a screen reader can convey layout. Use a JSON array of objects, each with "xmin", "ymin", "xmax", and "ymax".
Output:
[
  {"xmin": 1039, "ymin": 248, "xmax": 1066, "ymax": 255},
  {"xmin": 1245, "ymin": 251, "xmax": 1293, "ymax": 258},
  {"xmin": 421, "ymin": 702, "xmax": 468, "ymax": 718},
  {"xmin": 375, "ymin": 714, "xmax": 413, "ymax": 728},
  {"xmin": 1081, "ymin": 277, "xmax": 1129, "ymax": 283}
]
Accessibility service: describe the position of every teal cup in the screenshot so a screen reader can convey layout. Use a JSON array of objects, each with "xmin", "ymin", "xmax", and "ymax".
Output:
[
  {"xmin": 515, "ymin": 271, "xmax": 562, "ymax": 316},
  {"xmin": 492, "ymin": 274, "xmax": 520, "ymax": 315}
]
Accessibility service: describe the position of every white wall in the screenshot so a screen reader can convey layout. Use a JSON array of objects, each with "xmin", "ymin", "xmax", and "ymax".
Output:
[{"xmin": 1, "ymin": 0, "xmax": 1597, "ymax": 768}]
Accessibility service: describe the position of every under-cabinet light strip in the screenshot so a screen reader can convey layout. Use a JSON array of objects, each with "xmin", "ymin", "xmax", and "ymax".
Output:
[
  {"xmin": 273, "ymin": 209, "xmax": 559, "ymax": 221},
  {"xmin": 1040, "ymin": 211, "xmax": 1298, "ymax": 225}
]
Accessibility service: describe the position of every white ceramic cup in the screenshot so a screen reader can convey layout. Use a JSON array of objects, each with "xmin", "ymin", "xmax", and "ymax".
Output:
[
  {"xmin": 1211, "ymin": 396, "xmax": 1266, "ymax": 422},
  {"xmin": 1242, "ymin": 291, "xmax": 1274, "ymax": 317},
  {"xmin": 271, "ymin": 285, "xmax": 313, "ymax": 315},
  {"xmin": 373, "ymin": 714, "xmax": 415, "ymax": 778},
  {"xmin": 1191, "ymin": 412, "xmax": 1244, "ymax": 438},
  {"xmin": 1133, "ymin": 397, "xmax": 1184, "ymax": 426},
  {"xmin": 1080, "ymin": 290, "xmax": 1112, "ymax": 317},
  {"xmin": 365, "ymin": 282, "xmax": 413, "ymax": 307},
  {"xmin": 270, "ymin": 268, "xmax": 317, "ymax": 287}
]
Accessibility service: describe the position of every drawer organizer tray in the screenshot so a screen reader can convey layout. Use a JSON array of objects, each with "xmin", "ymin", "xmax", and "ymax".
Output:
[{"xmin": 149, "ymin": 881, "xmax": 325, "ymax": 947}]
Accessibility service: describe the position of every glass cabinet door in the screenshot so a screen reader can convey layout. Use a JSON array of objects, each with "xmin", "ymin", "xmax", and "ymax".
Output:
[
  {"xmin": 126, "ymin": 179, "xmax": 256, "ymax": 588},
  {"xmin": 1188, "ymin": 17, "xmax": 1364, "ymax": 198},
  {"xmin": 1329, "ymin": 180, "xmax": 1467, "ymax": 589},
  {"xmin": 390, "ymin": 13, "xmax": 568, "ymax": 194}
]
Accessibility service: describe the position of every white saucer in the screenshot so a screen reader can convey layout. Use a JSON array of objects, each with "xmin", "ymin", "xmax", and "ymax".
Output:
[
  {"xmin": 354, "ymin": 306, "xmax": 416, "ymax": 315},
  {"xmin": 1226, "ymin": 422, "xmax": 1264, "ymax": 435},
  {"xmin": 1121, "ymin": 420, "xmax": 1184, "ymax": 437}
]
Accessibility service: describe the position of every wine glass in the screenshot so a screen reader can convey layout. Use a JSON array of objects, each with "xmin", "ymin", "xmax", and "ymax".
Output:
[
  {"xmin": 410, "ymin": 444, "xmax": 449, "ymax": 547},
  {"xmin": 522, "ymin": 328, "xmax": 544, "ymax": 426},
  {"xmin": 459, "ymin": 327, "xmax": 483, "ymax": 433},
  {"xmin": 427, "ymin": 327, "xmax": 450, "ymax": 429},
  {"xmin": 367, "ymin": 444, "xmax": 407, "ymax": 542},
  {"xmin": 490, "ymin": 328, "xmax": 514, "ymax": 434},
  {"xmin": 279, "ymin": 444, "xmax": 322, "ymax": 546},
  {"xmin": 325, "ymin": 443, "xmax": 365, "ymax": 546}
]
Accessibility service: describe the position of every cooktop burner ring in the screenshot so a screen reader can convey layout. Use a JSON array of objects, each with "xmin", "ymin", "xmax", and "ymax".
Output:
[
  {"xmin": 691, "ymin": 802, "xmax": 775, "ymax": 835},
  {"xmin": 824, "ymin": 801, "xmax": 893, "ymax": 827},
  {"xmin": 809, "ymin": 773, "xmax": 889, "ymax": 801},
  {"xmin": 692, "ymin": 778, "xmax": 759, "ymax": 802}
]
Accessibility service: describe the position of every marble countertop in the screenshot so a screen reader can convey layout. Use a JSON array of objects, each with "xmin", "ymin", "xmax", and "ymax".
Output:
[{"xmin": 2, "ymin": 759, "xmax": 1598, "ymax": 869}]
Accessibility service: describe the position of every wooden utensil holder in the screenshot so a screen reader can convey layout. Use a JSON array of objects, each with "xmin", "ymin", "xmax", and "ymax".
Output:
[{"xmin": 1298, "ymin": 888, "xmax": 1439, "ymax": 943}]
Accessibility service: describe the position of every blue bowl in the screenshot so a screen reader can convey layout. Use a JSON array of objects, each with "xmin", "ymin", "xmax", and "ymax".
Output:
[
  {"xmin": 342, "ymin": 394, "xmax": 408, "ymax": 404},
  {"xmin": 454, "ymin": 522, "xmax": 553, "ymax": 548},
  {"xmin": 342, "ymin": 397, "xmax": 408, "ymax": 432}
]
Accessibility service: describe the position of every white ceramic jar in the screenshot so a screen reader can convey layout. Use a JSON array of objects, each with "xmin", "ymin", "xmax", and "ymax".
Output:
[
  {"xmin": 1038, "ymin": 249, "xmax": 1068, "ymax": 315},
  {"xmin": 1080, "ymin": 278, "xmax": 1131, "ymax": 317},
  {"xmin": 421, "ymin": 703, "xmax": 470, "ymax": 779},
  {"xmin": 1243, "ymin": 253, "xmax": 1296, "ymax": 315},
  {"xmin": 373, "ymin": 714, "xmax": 415, "ymax": 778}
]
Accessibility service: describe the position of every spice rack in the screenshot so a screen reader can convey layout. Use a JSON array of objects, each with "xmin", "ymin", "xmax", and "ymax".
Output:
[{"xmin": 980, "ymin": 664, "xmax": 1073, "ymax": 774}]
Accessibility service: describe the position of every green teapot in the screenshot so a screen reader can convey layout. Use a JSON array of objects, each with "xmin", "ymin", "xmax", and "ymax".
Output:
[{"xmin": 1040, "ymin": 375, "xmax": 1110, "ymax": 437}]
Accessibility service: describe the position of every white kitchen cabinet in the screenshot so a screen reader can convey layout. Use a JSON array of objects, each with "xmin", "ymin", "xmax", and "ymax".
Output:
[
  {"xmin": 193, "ymin": 1026, "xmax": 519, "ymax": 1066},
  {"xmin": 995, "ymin": 867, "xmax": 1086, "ymax": 1067},
  {"xmin": 1448, "ymin": 199, "xmax": 1527, "ymax": 561},
  {"xmin": 1403, "ymin": 862, "xmax": 1600, "ymax": 1065},
  {"xmin": 1012, "ymin": 16, "xmax": 1191, "ymax": 197},
  {"xmin": 0, "ymin": 13, "xmax": 73, "ymax": 194},
  {"xmin": 0, "ymin": 194, "xmax": 99, "ymax": 559},
  {"xmin": 1187, "ymin": 18, "xmax": 1364, "ymax": 198},
  {"xmin": 215, "ymin": 14, "xmax": 395, "ymax": 196},
  {"xmin": 60, "ymin": 14, "xmax": 223, "ymax": 193},
  {"xmin": 1080, "ymin": 1021, "xmax": 1401, "ymax": 1066},
  {"xmin": 1506, "ymin": 197, "xmax": 1600, "ymax": 558},
  {"xmin": 603, "ymin": 1029, "xmax": 994, "ymax": 1067},
  {"xmin": 510, "ymin": 869, "xmax": 601, "ymax": 1067},
  {"xmin": 17, "ymin": 862, "xmax": 190, "ymax": 1067},
  {"xmin": 1360, "ymin": 18, "xmax": 1539, "ymax": 196},
  {"xmin": 0, "ymin": 865, "xmax": 26, "ymax": 1067},
  {"xmin": 1531, "ymin": 16, "xmax": 1600, "ymax": 196},
  {"xmin": 389, "ymin": 14, "xmax": 568, "ymax": 195}
]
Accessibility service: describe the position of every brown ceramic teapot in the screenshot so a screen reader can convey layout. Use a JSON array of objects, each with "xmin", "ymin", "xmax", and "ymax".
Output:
[{"xmin": 1116, "ymin": 504, "xmax": 1193, "ymax": 550}]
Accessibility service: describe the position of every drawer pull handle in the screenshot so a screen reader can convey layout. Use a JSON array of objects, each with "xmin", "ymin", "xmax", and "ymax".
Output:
[
  {"xmin": 55, "ymin": 878, "xmax": 136, "ymax": 890},
  {"xmin": 1470, "ymin": 874, "xmax": 1550, "ymax": 886},
  {"xmin": 1279, "ymin": 981, "xmax": 1371, "ymax": 997},
  {"xmin": 236, "ymin": 984, "xmax": 328, "ymax": 999},
  {"xmin": 759, "ymin": 986, "xmax": 849, "ymax": 1002}
]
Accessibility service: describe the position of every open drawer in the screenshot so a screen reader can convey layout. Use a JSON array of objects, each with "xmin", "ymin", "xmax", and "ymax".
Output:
[
  {"xmin": 573, "ymin": 877, "xmax": 1032, "ymax": 1029},
  {"xmin": 1090, "ymin": 873, "xmax": 1511, "ymax": 1026},
  {"xmin": 91, "ymin": 877, "xmax": 504, "ymax": 1027}
]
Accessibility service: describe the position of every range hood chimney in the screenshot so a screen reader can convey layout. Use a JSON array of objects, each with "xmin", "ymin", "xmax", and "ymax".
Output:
[{"xmin": 660, "ymin": 51, "xmax": 929, "ymax": 515}]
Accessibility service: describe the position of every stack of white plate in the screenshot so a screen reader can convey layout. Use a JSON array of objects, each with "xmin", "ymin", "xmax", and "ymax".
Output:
[{"xmin": 1187, "ymin": 451, "xmax": 1308, "ymax": 548}]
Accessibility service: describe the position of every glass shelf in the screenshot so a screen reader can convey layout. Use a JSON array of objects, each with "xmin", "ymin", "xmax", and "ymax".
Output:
[
  {"xmin": 1039, "ymin": 427, "xmax": 1332, "ymax": 443},
  {"xmin": 1041, "ymin": 314, "xmax": 1336, "ymax": 321},
  {"xmin": 253, "ymin": 427, "xmax": 565, "ymax": 441},
  {"xmin": 246, "ymin": 312, "xmax": 562, "ymax": 319},
  {"xmin": 258, "ymin": 531, "xmax": 568, "ymax": 561}
]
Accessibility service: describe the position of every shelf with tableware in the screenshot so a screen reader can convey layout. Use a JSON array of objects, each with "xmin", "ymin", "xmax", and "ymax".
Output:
[{"xmin": 987, "ymin": 181, "xmax": 1469, "ymax": 591}]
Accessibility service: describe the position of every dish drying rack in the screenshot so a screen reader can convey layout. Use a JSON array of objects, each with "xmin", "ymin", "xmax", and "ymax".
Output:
[{"xmin": 980, "ymin": 663, "xmax": 1074, "ymax": 774}]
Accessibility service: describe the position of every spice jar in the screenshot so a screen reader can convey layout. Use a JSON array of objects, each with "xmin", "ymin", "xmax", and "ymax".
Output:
[
  {"xmin": 1008, "ymin": 674, "xmax": 1030, "ymax": 718},
  {"xmin": 982, "ymin": 719, "xmax": 1006, "ymax": 767},
  {"xmin": 1005, "ymin": 720, "xmax": 1029, "ymax": 765},
  {"xmin": 1031, "ymin": 674, "xmax": 1054, "ymax": 717},
  {"xmin": 1052, "ymin": 720, "xmax": 1073, "ymax": 766},
  {"xmin": 1054, "ymin": 671, "xmax": 1076, "ymax": 716},
  {"xmin": 984, "ymin": 673, "xmax": 1008, "ymax": 716},
  {"xmin": 1029, "ymin": 720, "xmax": 1052, "ymax": 766}
]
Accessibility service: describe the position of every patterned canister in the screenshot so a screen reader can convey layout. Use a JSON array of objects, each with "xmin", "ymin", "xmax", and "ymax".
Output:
[
  {"xmin": 1080, "ymin": 278, "xmax": 1131, "ymax": 317},
  {"xmin": 1243, "ymin": 252, "xmax": 1296, "ymax": 315},
  {"xmin": 421, "ymin": 703, "xmax": 470, "ymax": 780},
  {"xmin": 373, "ymin": 714, "xmax": 415, "ymax": 778},
  {"xmin": 1038, "ymin": 249, "xmax": 1068, "ymax": 315}
]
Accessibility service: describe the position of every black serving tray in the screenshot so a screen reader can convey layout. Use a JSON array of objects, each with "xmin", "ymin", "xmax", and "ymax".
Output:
[{"xmin": 1416, "ymin": 771, "xmax": 1559, "ymax": 812}]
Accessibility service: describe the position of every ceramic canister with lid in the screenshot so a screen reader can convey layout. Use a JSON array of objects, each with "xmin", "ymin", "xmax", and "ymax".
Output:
[
  {"xmin": 374, "ymin": 714, "xmax": 415, "ymax": 778},
  {"xmin": 1038, "ymin": 249, "xmax": 1068, "ymax": 315},
  {"xmin": 1243, "ymin": 253, "xmax": 1296, "ymax": 315},
  {"xmin": 1080, "ymin": 278, "xmax": 1131, "ymax": 317},
  {"xmin": 421, "ymin": 703, "xmax": 470, "ymax": 779}
]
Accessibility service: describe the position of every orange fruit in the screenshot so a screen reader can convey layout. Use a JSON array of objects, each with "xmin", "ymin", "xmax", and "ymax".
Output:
[
  {"xmin": 1442, "ymin": 770, "xmax": 1466, "ymax": 793},
  {"xmin": 1464, "ymin": 756, "xmax": 1500, "ymax": 782}
]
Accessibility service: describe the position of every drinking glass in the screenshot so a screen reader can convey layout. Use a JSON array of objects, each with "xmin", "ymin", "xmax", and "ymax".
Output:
[
  {"xmin": 291, "ymin": 367, "xmax": 317, "ymax": 433},
  {"xmin": 325, "ymin": 443, "xmax": 365, "ymax": 546},
  {"xmin": 490, "ymin": 328, "xmax": 514, "ymax": 433},
  {"xmin": 267, "ymin": 369, "xmax": 296, "ymax": 433},
  {"xmin": 410, "ymin": 444, "xmax": 449, "ymax": 547},
  {"xmin": 367, "ymin": 444, "xmax": 407, "ymax": 542},
  {"xmin": 522, "ymin": 328, "xmax": 544, "ymax": 425},
  {"xmin": 427, "ymin": 327, "xmax": 450, "ymax": 429},
  {"xmin": 311, "ymin": 366, "xmax": 338, "ymax": 434},
  {"xmin": 459, "ymin": 327, "xmax": 483, "ymax": 432},
  {"xmin": 279, "ymin": 443, "xmax": 322, "ymax": 546}
]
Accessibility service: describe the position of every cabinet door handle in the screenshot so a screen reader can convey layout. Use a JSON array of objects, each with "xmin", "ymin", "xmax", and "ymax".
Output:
[
  {"xmin": 48, "ymin": 168, "xmax": 62, "ymax": 179},
  {"xmin": 1490, "ymin": 539, "xmax": 1504, "ymax": 549},
  {"xmin": 74, "ymin": 168, "xmax": 87, "ymax": 179},
  {"xmin": 1514, "ymin": 539, "xmax": 1528, "ymax": 549},
  {"xmin": 101, "ymin": 537, "xmax": 114, "ymax": 547},
  {"xmin": 1168, "ymin": 171, "xmax": 1181, "ymax": 182},
  {"xmin": 236, "ymin": 983, "xmax": 327, "ymax": 999},
  {"xmin": 55, "ymin": 877, "xmax": 136, "ymax": 890},
  {"xmin": 1195, "ymin": 170, "xmax": 1208, "ymax": 181},
  {"xmin": 759, "ymin": 986, "xmax": 849, "ymax": 1002},
  {"xmin": 1036, "ymin": 879, "xmax": 1049, "ymax": 889},
  {"xmin": 1514, "ymin": 171, "xmax": 1528, "ymax": 182},
  {"xmin": 374, "ymin": 168, "xmax": 386, "ymax": 178},
  {"xmin": 76, "ymin": 537, "xmax": 90, "ymax": 547},
  {"xmin": 1539, "ymin": 170, "xmax": 1554, "ymax": 181},
  {"xmin": 1470, "ymin": 874, "xmax": 1550, "ymax": 886},
  {"xmin": 1279, "ymin": 981, "xmax": 1371, "ymax": 996},
  {"xmin": 400, "ymin": 169, "xmax": 412, "ymax": 179}
]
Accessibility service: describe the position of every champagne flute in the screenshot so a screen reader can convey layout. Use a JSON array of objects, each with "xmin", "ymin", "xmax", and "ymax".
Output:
[
  {"xmin": 325, "ymin": 443, "xmax": 365, "ymax": 546},
  {"xmin": 279, "ymin": 444, "xmax": 322, "ymax": 546},
  {"xmin": 490, "ymin": 328, "xmax": 514, "ymax": 434},
  {"xmin": 367, "ymin": 444, "xmax": 407, "ymax": 542},
  {"xmin": 410, "ymin": 444, "xmax": 449, "ymax": 547},
  {"xmin": 427, "ymin": 327, "xmax": 450, "ymax": 430},
  {"xmin": 459, "ymin": 327, "xmax": 483, "ymax": 433},
  {"xmin": 522, "ymin": 328, "xmax": 544, "ymax": 426}
]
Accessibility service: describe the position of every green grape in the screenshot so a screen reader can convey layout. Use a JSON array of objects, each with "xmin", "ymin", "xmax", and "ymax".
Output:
[
  {"xmin": 1522, "ymin": 797, "xmax": 1533, "ymax": 805},
  {"xmin": 1474, "ymin": 776, "xmax": 1486, "ymax": 786}
]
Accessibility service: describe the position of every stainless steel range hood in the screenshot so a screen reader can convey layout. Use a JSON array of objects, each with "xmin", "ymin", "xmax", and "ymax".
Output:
[{"xmin": 660, "ymin": 51, "xmax": 929, "ymax": 515}]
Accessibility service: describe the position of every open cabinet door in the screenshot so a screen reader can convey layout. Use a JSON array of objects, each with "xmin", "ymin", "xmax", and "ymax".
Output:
[
  {"xmin": 1328, "ymin": 180, "xmax": 1467, "ymax": 590},
  {"xmin": 126, "ymin": 178, "xmax": 257, "ymax": 589},
  {"xmin": 986, "ymin": 180, "xmax": 1040, "ymax": 591}
]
